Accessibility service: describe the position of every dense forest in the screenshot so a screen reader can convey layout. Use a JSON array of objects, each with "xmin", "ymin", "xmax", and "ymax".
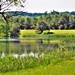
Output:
[{"xmin": 1, "ymin": 10, "xmax": 75, "ymax": 38}]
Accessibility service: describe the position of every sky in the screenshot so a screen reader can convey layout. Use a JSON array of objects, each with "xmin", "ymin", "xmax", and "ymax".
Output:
[{"xmin": 13, "ymin": 0, "xmax": 75, "ymax": 13}]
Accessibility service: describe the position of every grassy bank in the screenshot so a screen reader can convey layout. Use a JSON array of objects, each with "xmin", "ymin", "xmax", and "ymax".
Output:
[
  {"xmin": 0, "ymin": 45, "xmax": 75, "ymax": 73},
  {"xmin": 0, "ymin": 50, "xmax": 75, "ymax": 75},
  {"xmin": 1, "ymin": 57, "xmax": 75, "ymax": 75}
]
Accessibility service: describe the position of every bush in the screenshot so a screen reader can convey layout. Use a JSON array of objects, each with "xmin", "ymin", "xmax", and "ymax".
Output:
[{"xmin": 43, "ymin": 31, "xmax": 54, "ymax": 34}]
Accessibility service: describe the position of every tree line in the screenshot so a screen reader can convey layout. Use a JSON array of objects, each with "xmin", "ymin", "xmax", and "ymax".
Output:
[{"xmin": 1, "ymin": 10, "xmax": 75, "ymax": 38}]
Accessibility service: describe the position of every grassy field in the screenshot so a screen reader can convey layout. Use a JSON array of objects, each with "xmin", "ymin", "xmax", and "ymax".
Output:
[
  {"xmin": 20, "ymin": 30, "xmax": 75, "ymax": 37},
  {"xmin": 20, "ymin": 30, "xmax": 37, "ymax": 37},
  {"xmin": 50, "ymin": 30, "xmax": 75, "ymax": 34},
  {"xmin": 20, "ymin": 30, "xmax": 75, "ymax": 42},
  {"xmin": 1, "ymin": 56, "xmax": 75, "ymax": 75}
]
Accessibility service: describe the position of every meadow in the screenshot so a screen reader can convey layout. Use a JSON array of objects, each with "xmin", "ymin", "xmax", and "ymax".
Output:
[
  {"xmin": 1, "ymin": 57, "xmax": 75, "ymax": 75},
  {"xmin": 20, "ymin": 30, "xmax": 75, "ymax": 42},
  {"xmin": 20, "ymin": 30, "xmax": 75, "ymax": 36}
]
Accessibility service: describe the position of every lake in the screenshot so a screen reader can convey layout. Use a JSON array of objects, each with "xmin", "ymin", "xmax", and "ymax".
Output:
[{"xmin": 0, "ymin": 38, "xmax": 75, "ymax": 56}]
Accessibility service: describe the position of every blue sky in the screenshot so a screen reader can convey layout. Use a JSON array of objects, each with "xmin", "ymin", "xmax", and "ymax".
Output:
[{"xmin": 15, "ymin": 0, "xmax": 75, "ymax": 13}]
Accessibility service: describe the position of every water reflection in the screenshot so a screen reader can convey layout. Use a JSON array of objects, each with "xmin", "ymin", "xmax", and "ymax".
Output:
[
  {"xmin": 0, "ymin": 39, "xmax": 59, "ymax": 54},
  {"xmin": 0, "ymin": 38, "xmax": 75, "ymax": 55}
]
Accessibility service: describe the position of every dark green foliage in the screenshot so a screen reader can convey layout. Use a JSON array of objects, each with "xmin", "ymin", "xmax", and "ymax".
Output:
[
  {"xmin": 7, "ymin": 11, "xmax": 75, "ymax": 32},
  {"xmin": 43, "ymin": 31, "xmax": 54, "ymax": 34},
  {"xmin": 36, "ymin": 21, "xmax": 49, "ymax": 34},
  {"xmin": 10, "ymin": 27, "xmax": 20, "ymax": 38},
  {"xmin": 1, "ymin": 11, "xmax": 75, "ymax": 37}
]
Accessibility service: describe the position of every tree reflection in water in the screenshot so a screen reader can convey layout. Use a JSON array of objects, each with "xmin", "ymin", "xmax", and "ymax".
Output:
[{"xmin": 0, "ymin": 39, "xmax": 59, "ymax": 55}]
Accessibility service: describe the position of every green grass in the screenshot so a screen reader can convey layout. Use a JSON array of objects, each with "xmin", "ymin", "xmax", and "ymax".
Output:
[
  {"xmin": 20, "ymin": 29, "xmax": 75, "ymax": 42},
  {"xmin": 0, "ymin": 45, "xmax": 75, "ymax": 73},
  {"xmin": 20, "ymin": 30, "xmax": 75, "ymax": 36},
  {"xmin": 20, "ymin": 30, "xmax": 37, "ymax": 37},
  {"xmin": 50, "ymin": 30, "xmax": 75, "ymax": 34},
  {"xmin": 0, "ymin": 44, "xmax": 75, "ymax": 74},
  {"xmin": 20, "ymin": 30, "xmax": 75, "ymax": 38},
  {"xmin": 1, "ymin": 56, "xmax": 75, "ymax": 75}
]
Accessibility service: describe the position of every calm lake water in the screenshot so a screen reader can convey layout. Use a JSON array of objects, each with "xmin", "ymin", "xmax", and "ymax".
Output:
[{"xmin": 0, "ymin": 38, "xmax": 75, "ymax": 55}]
